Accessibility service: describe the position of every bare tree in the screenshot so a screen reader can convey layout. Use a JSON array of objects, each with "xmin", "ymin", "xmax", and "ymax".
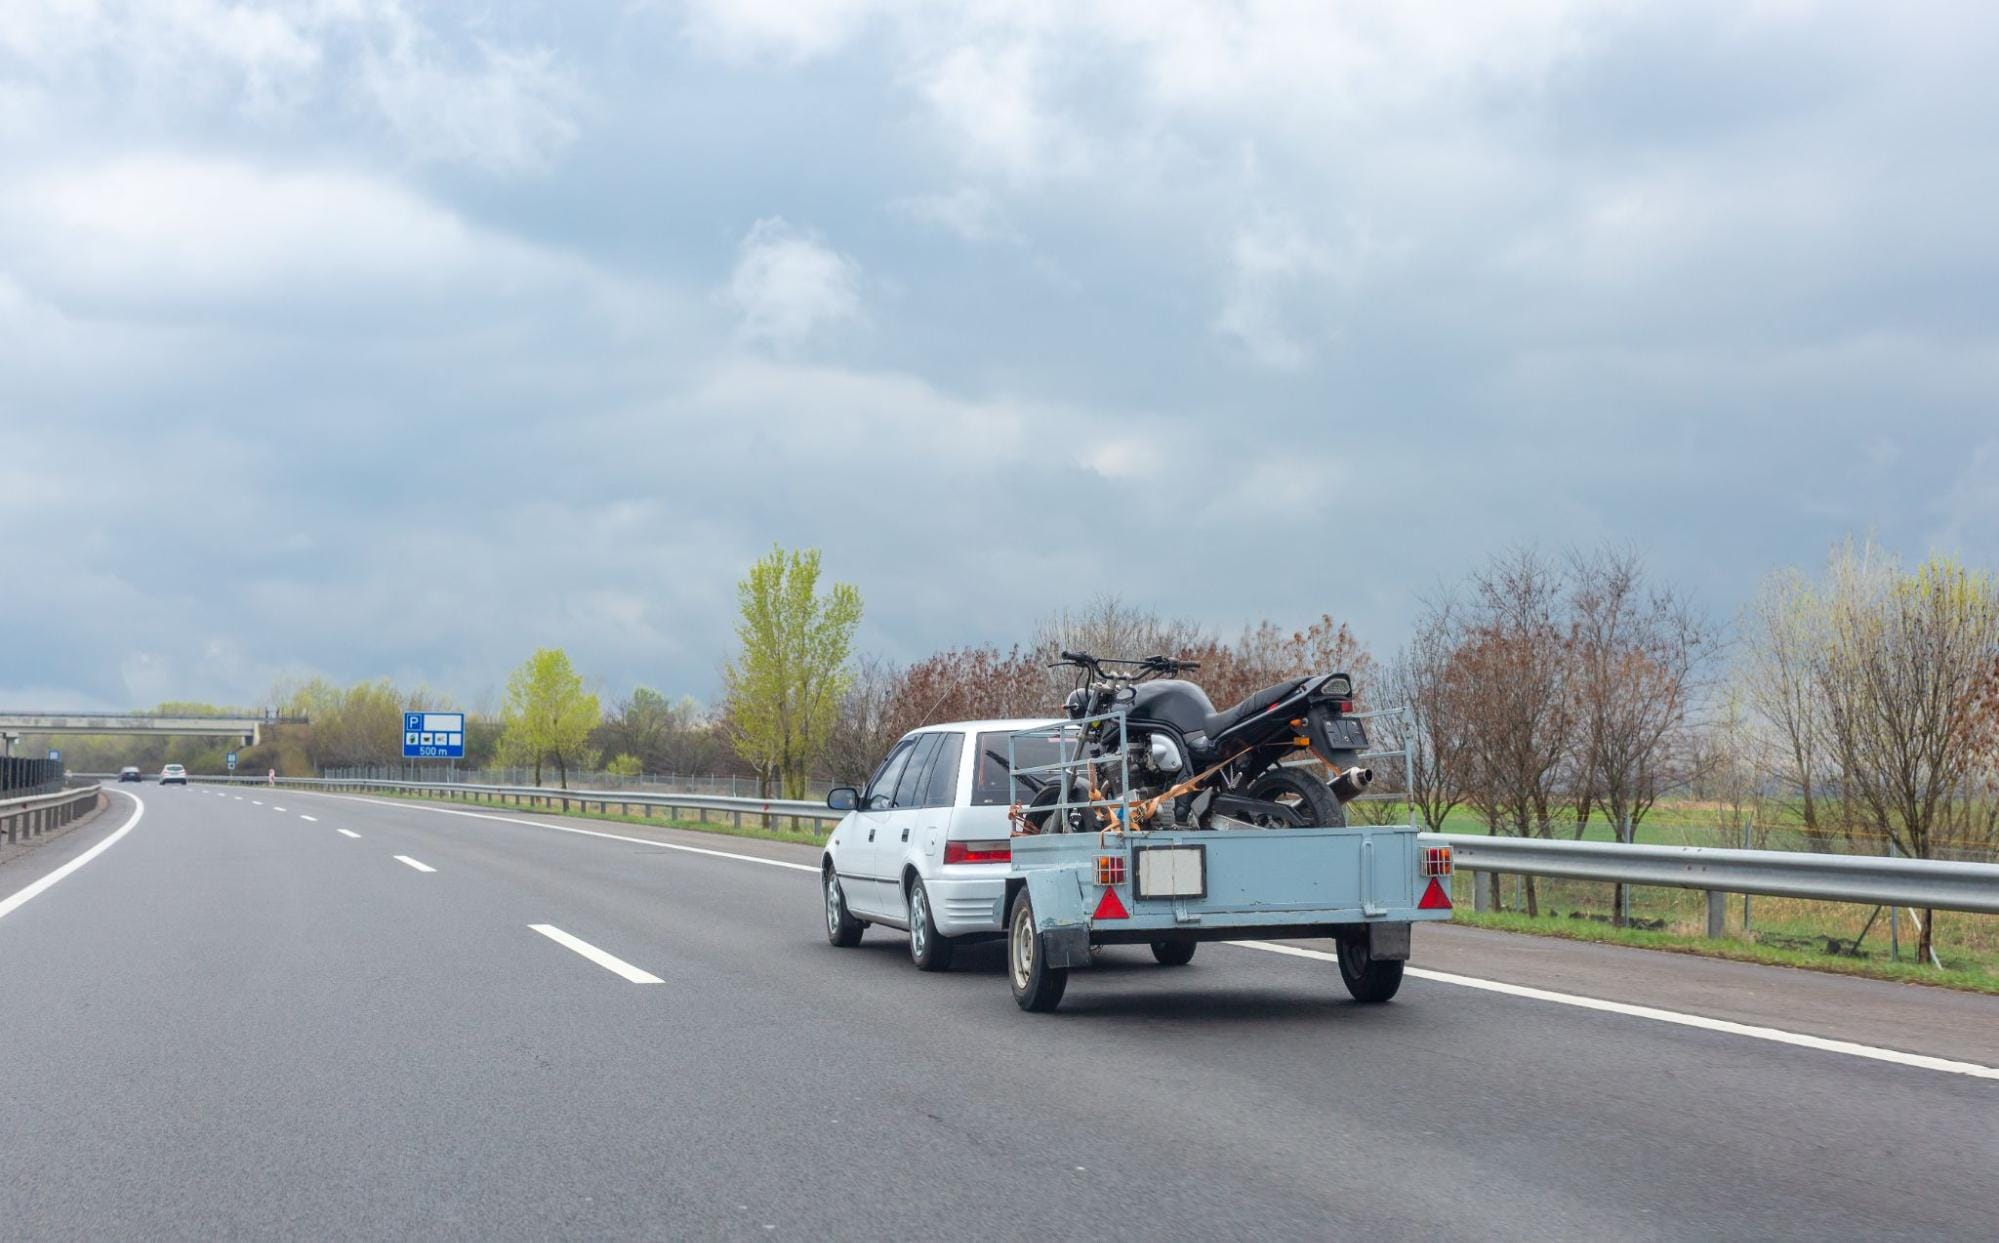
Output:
[
  {"xmin": 1568, "ymin": 548, "xmax": 1717, "ymax": 924},
  {"xmin": 824, "ymin": 655, "xmax": 908, "ymax": 788},
  {"xmin": 1376, "ymin": 602, "xmax": 1473, "ymax": 833},
  {"xmin": 1811, "ymin": 544, "xmax": 1999, "ymax": 963},
  {"xmin": 1743, "ymin": 568, "xmax": 1835, "ymax": 848},
  {"xmin": 1454, "ymin": 548, "xmax": 1578, "ymax": 916}
]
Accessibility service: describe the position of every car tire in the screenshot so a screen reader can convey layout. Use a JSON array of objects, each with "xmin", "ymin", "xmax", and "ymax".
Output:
[
  {"xmin": 1008, "ymin": 892, "xmax": 1067, "ymax": 1012},
  {"xmin": 907, "ymin": 875, "xmax": 956, "ymax": 972},
  {"xmin": 824, "ymin": 867, "xmax": 865, "ymax": 948},
  {"xmin": 1335, "ymin": 929, "xmax": 1404, "ymax": 1003},
  {"xmin": 1150, "ymin": 939, "xmax": 1197, "ymax": 966}
]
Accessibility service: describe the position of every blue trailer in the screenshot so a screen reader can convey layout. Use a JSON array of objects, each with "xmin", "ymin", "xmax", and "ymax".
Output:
[{"xmin": 1003, "ymin": 718, "xmax": 1455, "ymax": 1012}]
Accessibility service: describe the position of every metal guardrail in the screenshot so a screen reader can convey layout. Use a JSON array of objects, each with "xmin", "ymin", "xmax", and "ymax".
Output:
[
  {"xmin": 1427, "ymin": 833, "xmax": 1999, "ymax": 917},
  {"xmin": 106, "ymin": 773, "xmax": 1999, "ymax": 922},
  {"xmin": 1, "ymin": 783, "xmax": 102, "ymax": 846},
  {"xmin": 163, "ymin": 774, "xmax": 837, "ymax": 832}
]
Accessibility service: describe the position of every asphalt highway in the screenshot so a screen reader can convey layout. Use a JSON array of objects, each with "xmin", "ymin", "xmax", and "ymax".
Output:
[{"xmin": 2, "ymin": 785, "xmax": 1994, "ymax": 1241}]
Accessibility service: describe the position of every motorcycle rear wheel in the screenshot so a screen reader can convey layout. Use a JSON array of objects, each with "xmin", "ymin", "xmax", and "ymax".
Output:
[{"xmin": 1244, "ymin": 767, "xmax": 1345, "ymax": 828}]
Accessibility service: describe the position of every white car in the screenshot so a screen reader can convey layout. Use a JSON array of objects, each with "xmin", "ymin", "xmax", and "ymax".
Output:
[
  {"xmin": 159, "ymin": 763, "xmax": 188, "ymax": 786},
  {"xmin": 822, "ymin": 719, "xmax": 1061, "ymax": 970}
]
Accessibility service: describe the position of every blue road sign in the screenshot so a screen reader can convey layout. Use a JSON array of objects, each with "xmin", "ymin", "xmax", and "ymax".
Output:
[
  {"xmin": 226, "ymin": 751, "xmax": 237, "ymax": 771},
  {"xmin": 403, "ymin": 712, "xmax": 466, "ymax": 759}
]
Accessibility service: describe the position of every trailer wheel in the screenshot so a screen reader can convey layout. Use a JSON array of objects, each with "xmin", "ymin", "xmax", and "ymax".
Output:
[
  {"xmin": 1336, "ymin": 929, "xmax": 1404, "ymax": 1003},
  {"xmin": 907, "ymin": 875, "xmax": 956, "ymax": 972},
  {"xmin": 824, "ymin": 866, "xmax": 864, "ymax": 947},
  {"xmin": 1246, "ymin": 768, "xmax": 1344, "ymax": 828},
  {"xmin": 1008, "ymin": 893, "xmax": 1068, "ymax": 1012},
  {"xmin": 1150, "ymin": 940, "xmax": 1197, "ymax": 966}
]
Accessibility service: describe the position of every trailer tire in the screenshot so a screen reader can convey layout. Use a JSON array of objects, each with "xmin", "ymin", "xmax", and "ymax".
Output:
[
  {"xmin": 1246, "ymin": 767, "xmax": 1344, "ymax": 828},
  {"xmin": 1008, "ymin": 893, "xmax": 1068, "ymax": 1012},
  {"xmin": 1336, "ymin": 929, "xmax": 1404, "ymax": 1003},
  {"xmin": 1150, "ymin": 940, "xmax": 1197, "ymax": 966},
  {"xmin": 907, "ymin": 875, "xmax": 956, "ymax": 972},
  {"xmin": 824, "ymin": 866, "xmax": 864, "ymax": 948}
]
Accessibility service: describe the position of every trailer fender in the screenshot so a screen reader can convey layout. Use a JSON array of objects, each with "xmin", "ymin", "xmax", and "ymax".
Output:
[{"xmin": 1024, "ymin": 867, "xmax": 1094, "ymax": 969}]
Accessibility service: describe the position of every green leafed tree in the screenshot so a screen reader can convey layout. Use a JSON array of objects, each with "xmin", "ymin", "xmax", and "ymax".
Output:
[
  {"xmin": 498, "ymin": 648, "xmax": 601, "ymax": 788},
  {"xmin": 722, "ymin": 545, "xmax": 863, "ymax": 798}
]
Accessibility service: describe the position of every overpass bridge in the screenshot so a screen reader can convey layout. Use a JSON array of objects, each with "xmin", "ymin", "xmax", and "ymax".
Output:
[{"xmin": 0, "ymin": 711, "xmax": 302, "ymax": 755}]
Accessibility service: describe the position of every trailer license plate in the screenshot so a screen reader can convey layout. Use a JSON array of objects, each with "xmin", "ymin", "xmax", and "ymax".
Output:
[{"xmin": 1135, "ymin": 846, "xmax": 1205, "ymax": 899}]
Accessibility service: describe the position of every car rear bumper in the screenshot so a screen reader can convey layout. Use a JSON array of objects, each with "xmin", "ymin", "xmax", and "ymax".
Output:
[{"xmin": 927, "ymin": 871, "xmax": 1008, "ymax": 937}]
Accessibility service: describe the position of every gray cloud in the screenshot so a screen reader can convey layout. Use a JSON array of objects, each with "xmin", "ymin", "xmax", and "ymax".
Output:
[{"xmin": 2, "ymin": 1, "xmax": 1996, "ymax": 714}]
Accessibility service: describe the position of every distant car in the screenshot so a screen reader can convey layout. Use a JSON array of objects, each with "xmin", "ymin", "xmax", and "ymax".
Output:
[
  {"xmin": 160, "ymin": 764, "xmax": 188, "ymax": 786},
  {"xmin": 820, "ymin": 718, "xmax": 1061, "ymax": 970},
  {"xmin": 118, "ymin": 766, "xmax": 142, "ymax": 783}
]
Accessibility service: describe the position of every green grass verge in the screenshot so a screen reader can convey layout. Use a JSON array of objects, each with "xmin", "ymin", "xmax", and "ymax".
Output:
[
  {"xmin": 352, "ymin": 786, "xmax": 832, "ymax": 849},
  {"xmin": 1448, "ymin": 909, "xmax": 1999, "ymax": 996}
]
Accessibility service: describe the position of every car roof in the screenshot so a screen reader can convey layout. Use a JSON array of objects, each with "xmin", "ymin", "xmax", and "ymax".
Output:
[{"xmin": 905, "ymin": 718, "xmax": 1061, "ymax": 736}]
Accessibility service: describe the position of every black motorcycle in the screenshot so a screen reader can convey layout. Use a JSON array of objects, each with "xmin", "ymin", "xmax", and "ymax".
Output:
[{"xmin": 1018, "ymin": 650, "xmax": 1373, "ymax": 833}]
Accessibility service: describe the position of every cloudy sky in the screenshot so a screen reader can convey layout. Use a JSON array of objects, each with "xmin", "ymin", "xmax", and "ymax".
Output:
[{"xmin": 3, "ymin": 0, "xmax": 1995, "ymax": 712}]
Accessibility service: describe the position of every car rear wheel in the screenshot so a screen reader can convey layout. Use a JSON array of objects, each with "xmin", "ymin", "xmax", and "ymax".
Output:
[
  {"xmin": 1335, "ymin": 929, "xmax": 1404, "ymax": 1003},
  {"xmin": 824, "ymin": 867, "xmax": 864, "ymax": 947},
  {"xmin": 1008, "ymin": 893, "xmax": 1067, "ymax": 1012},
  {"xmin": 907, "ymin": 876, "xmax": 956, "ymax": 972}
]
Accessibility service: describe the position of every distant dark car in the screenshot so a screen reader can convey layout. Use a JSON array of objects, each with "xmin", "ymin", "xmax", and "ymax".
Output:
[
  {"xmin": 160, "ymin": 764, "xmax": 188, "ymax": 786},
  {"xmin": 118, "ymin": 766, "xmax": 142, "ymax": 782}
]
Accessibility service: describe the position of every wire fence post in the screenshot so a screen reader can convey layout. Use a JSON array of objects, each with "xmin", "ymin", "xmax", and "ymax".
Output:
[
  {"xmin": 1888, "ymin": 839, "xmax": 1900, "ymax": 963},
  {"xmin": 1741, "ymin": 817, "xmax": 1753, "ymax": 933}
]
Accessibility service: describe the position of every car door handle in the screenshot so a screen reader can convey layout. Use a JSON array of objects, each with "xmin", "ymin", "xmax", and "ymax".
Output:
[
  {"xmin": 867, "ymin": 829, "xmax": 875, "ymax": 842},
  {"xmin": 901, "ymin": 827, "xmax": 909, "ymax": 842}
]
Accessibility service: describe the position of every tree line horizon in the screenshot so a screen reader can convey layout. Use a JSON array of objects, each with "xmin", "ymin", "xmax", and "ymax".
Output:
[{"xmin": 35, "ymin": 537, "xmax": 1999, "ymax": 959}]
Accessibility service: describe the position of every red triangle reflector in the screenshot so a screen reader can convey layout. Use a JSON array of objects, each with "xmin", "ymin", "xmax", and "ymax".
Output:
[
  {"xmin": 1091, "ymin": 887, "xmax": 1129, "ymax": 921},
  {"xmin": 1418, "ymin": 878, "xmax": 1453, "ymax": 910}
]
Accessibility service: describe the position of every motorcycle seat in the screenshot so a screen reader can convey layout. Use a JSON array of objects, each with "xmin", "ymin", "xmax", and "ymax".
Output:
[{"xmin": 1203, "ymin": 678, "xmax": 1310, "ymax": 739}]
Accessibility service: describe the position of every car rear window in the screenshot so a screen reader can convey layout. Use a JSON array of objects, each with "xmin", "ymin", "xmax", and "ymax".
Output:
[{"xmin": 972, "ymin": 730, "xmax": 1066, "ymax": 806}]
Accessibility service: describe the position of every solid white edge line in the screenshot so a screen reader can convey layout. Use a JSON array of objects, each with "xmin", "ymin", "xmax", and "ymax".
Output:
[
  {"xmin": 393, "ymin": 855, "xmax": 436, "ymax": 873},
  {"xmin": 336, "ymin": 829, "xmax": 360, "ymax": 839},
  {"xmin": 285, "ymin": 791, "xmax": 819, "ymax": 873},
  {"xmin": 1231, "ymin": 941, "xmax": 1999, "ymax": 1081},
  {"xmin": 529, "ymin": 923, "xmax": 663, "ymax": 983},
  {"xmin": 0, "ymin": 791, "xmax": 144, "ymax": 921},
  {"xmin": 270, "ymin": 788, "xmax": 1996, "ymax": 1082}
]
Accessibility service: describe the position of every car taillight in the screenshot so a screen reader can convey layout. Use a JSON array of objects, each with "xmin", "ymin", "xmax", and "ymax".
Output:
[
  {"xmin": 944, "ymin": 840, "xmax": 1011, "ymax": 865},
  {"xmin": 1424, "ymin": 845, "xmax": 1453, "ymax": 877}
]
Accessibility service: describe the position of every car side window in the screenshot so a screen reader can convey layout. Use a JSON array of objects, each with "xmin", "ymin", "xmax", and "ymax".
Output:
[
  {"xmin": 920, "ymin": 732, "xmax": 964, "ymax": 808},
  {"xmin": 865, "ymin": 740, "xmax": 916, "ymax": 810},
  {"xmin": 893, "ymin": 733, "xmax": 942, "ymax": 807}
]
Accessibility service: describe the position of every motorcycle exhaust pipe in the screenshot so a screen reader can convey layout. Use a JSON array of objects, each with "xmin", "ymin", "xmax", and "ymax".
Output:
[{"xmin": 1329, "ymin": 766, "xmax": 1373, "ymax": 803}]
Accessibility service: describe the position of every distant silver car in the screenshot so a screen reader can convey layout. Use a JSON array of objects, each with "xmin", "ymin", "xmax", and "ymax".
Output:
[
  {"xmin": 118, "ymin": 766, "xmax": 142, "ymax": 783},
  {"xmin": 159, "ymin": 763, "xmax": 188, "ymax": 786}
]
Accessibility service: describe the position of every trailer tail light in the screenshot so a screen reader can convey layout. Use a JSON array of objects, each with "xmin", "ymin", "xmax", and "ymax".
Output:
[
  {"xmin": 1424, "ymin": 845, "xmax": 1453, "ymax": 877},
  {"xmin": 1418, "ymin": 878, "xmax": 1453, "ymax": 910},
  {"xmin": 1095, "ymin": 854, "xmax": 1126, "ymax": 886},
  {"xmin": 944, "ymin": 840, "xmax": 1011, "ymax": 865}
]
